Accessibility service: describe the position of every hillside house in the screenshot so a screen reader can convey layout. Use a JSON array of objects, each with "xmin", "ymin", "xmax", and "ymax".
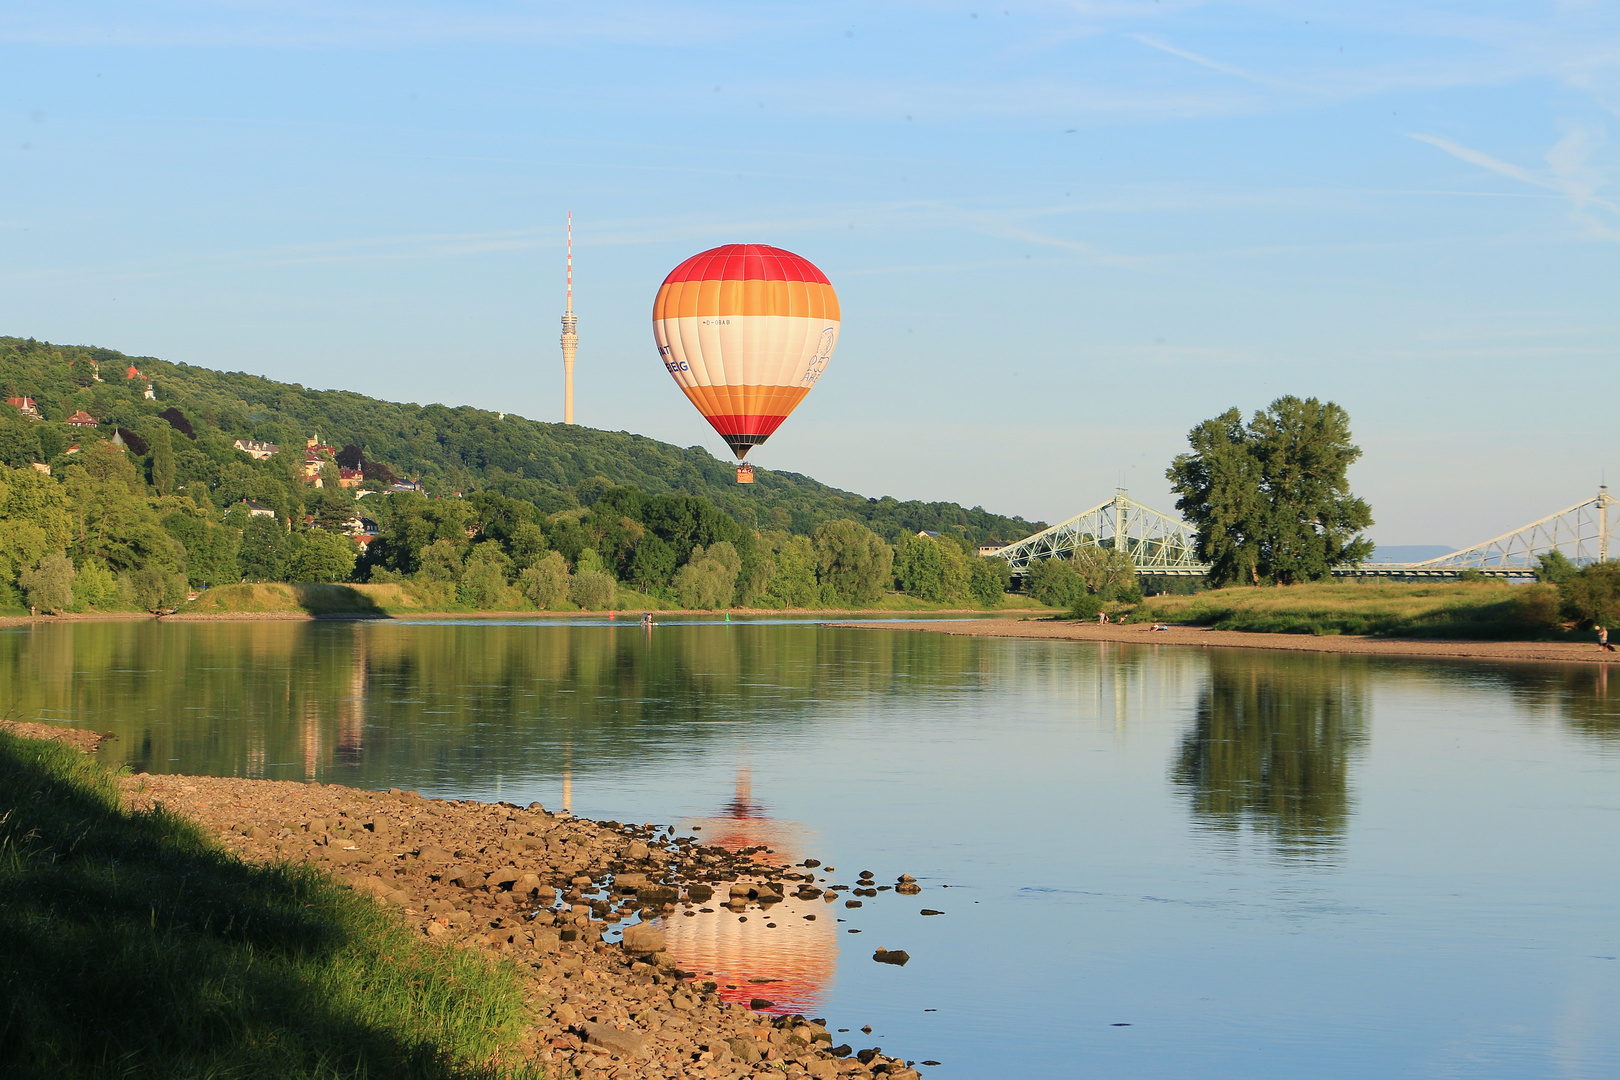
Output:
[
  {"xmin": 337, "ymin": 466, "xmax": 363, "ymax": 489},
  {"xmin": 232, "ymin": 439, "xmax": 280, "ymax": 460},
  {"xmin": 65, "ymin": 410, "xmax": 98, "ymax": 428},
  {"xmin": 125, "ymin": 365, "xmax": 155, "ymax": 399},
  {"xmin": 5, "ymin": 396, "xmax": 41, "ymax": 419},
  {"xmin": 240, "ymin": 499, "xmax": 277, "ymax": 518}
]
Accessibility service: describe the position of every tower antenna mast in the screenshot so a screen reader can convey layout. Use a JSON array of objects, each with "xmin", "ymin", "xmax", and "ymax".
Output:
[{"xmin": 560, "ymin": 212, "xmax": 578, "ymax": 424}]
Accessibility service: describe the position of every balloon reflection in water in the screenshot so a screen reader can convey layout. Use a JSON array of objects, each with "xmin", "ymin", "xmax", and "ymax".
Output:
[{"xmin": 657, "ymin": 767, "xmax": 836, "ymax": 1015}]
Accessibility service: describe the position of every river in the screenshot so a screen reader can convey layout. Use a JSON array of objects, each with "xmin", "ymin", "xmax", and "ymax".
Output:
[{"xmin": 4, "ymin": 617, "xmax": 1617, "ymax": 1078}]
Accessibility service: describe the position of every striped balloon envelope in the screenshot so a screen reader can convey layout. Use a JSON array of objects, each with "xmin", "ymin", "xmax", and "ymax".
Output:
[{"xmin": 653, "ymin": 244, "xmax": 840, "ymax": 461}]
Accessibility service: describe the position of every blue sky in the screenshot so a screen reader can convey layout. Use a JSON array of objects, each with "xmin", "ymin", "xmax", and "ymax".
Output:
[{"xmin": 3, "ymin": 2, "xmax": 1617, "ymax": 546}]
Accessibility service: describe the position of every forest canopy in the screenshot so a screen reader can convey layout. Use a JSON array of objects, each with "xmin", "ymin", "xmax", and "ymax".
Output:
[{"xmin": 0, "ymin": 336, "xmax": 1042, "ymax": 613}]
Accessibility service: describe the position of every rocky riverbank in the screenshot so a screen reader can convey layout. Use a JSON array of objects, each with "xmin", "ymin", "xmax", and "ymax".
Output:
[{"xmin": 116, "ymin": 769, "xmax": 930, "ymax": 1080}]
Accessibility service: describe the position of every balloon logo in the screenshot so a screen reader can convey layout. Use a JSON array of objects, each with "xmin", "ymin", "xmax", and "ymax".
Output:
[{"xmin": 653, "ymin": 244, "xmax": 840, "ymax": 464}]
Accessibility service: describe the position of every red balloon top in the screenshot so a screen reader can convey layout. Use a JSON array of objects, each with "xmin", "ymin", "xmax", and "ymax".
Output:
[{"xmin": 662, "ymin": 244, "xmax": 831, "ymax": 286}]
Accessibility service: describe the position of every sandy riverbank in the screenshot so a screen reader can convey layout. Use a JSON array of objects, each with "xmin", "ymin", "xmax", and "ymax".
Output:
[
  {"xmin": 4, "ymin": 720, "xmax": 930, "ymax": 1080},
  {"xmin": 826, "ymin": 618, "xmax": 1620, "ymax": 666}
]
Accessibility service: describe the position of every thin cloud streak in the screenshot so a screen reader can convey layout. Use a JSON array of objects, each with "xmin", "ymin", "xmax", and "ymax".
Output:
[
  {"xmin": 1408, "ymin": 130, "xmax": 1619, "ymax": 238},
  {"xmin": 1129, "ymin": 34, "xmax": 1286, "ymax": 88}
]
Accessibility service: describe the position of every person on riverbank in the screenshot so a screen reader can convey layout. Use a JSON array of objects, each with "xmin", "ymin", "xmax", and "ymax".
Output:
[
  {"xmin": 1600, "ymin": 626, "xmax": 1613, "ymax": 652},
  {"xmin": 641, "ymin": 612, "xmax": 654, "ymax": 628}
]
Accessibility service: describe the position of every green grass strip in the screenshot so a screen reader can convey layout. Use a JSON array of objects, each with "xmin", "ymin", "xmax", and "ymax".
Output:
[{"xmin": 0, "ymin": 731, "xmax": 537, "ymax": 1079}]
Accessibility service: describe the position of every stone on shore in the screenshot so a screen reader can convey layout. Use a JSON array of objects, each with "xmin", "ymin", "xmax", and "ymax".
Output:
[
  {"xmin": 620, "ymin": 922, "xmax": 666, "ymax": 955},
  {"xmin": 580, "ymin": 1020, "xmax": 648, "ymax": 1058}
]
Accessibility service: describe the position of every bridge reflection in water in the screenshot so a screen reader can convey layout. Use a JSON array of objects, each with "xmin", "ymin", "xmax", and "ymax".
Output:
[{"xmin": 657, "ymin": 766, "xmax": 837, "ymax": 1016}]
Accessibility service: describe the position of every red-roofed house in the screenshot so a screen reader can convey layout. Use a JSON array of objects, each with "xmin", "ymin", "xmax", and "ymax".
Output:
[
  {"xmin": 5, "ymin": 396, "xmax": 41, "ymax": 419},
  {"xmin": 65, "ymin": 410, "xmax": 98, "ymax": 427}
]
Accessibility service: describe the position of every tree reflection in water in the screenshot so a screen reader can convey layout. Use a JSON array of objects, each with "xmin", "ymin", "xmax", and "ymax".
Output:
[{"xmin": 1172, "ymin": 652, "xmax": 1369, "ymax": 856}]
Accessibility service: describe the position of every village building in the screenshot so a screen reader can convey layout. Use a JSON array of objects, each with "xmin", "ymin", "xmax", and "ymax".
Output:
[
  {"xmin": 232, "ymin": 439, "xmax": 280, "ymax": 460},
  {"xmin": 337, "ymin": 466, "xmax": 364, "ymax": 489},
  {"xmin": 5, "ymin": 396, "xmax": 41, "ymax": 419},
  {"xmin": 125, "ymin": 364, "xmax": 155, "ymax": 399},
  {"xmin": 239, "ymin": 499, "xmax": 277, "ymax": 518},
  {"xmin": 65, "ymin": 410, "xmax": 98, "ymax": 428},
  {"xmin": 30, "ymin": 462, "xmax": 50, "ymax": 476}
]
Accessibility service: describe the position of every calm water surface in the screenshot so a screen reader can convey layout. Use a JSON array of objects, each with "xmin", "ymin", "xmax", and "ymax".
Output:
[{"xmin": 4, "ymin": 618, "xmax": 1618, "ymax": 1079}]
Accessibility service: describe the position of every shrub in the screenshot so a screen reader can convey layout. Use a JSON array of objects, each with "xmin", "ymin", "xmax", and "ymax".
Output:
[
  {"xmin": 968, "ymin": 555, "xmax": 1011, "ymax": 606},
  {"xmin": 1560, "ymin": 563, "xmax": 1620, "ymax": 628},
  {"xmin": 457, "ymin": 546, "xmax": 511, "ymax": 609},
  {"xmin": 1026, "ymin": 557, "xmax": 1085, "ymax": 608},
  {"xmin": 19, "ymin": 553, "xmax": 74, "ymax": 613},
  {"xmin": 812, "ymin": 519, "xmax": 893, "ymax": 606},
  {"xmin": 519, "ymin": 551, "xmax": 569, "ymax": 609},
  {"xmin": 71, "ymin": 558, "xmax": 119, "ymax": 610},
  {"xmin": 568, "ymin": 568, "xmax": 616, "ymax": 610},
  {"xmin": 288, "ymin": 530, "xmax": 358, "ymax": 584},
  {"xmin": 1069, "ymin": 590, "xmax": 1104, "ymax": 621}
]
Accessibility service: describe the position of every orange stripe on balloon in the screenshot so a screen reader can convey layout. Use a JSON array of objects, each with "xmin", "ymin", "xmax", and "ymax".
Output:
[{"xmin": 681, "ymin": 384, "xmax": 810, "ymax": 419}]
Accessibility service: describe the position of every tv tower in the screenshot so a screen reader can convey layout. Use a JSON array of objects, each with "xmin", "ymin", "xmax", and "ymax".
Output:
[{"xmin": 560, "ymin": 212, "xmax": 578, "ymax": 424}]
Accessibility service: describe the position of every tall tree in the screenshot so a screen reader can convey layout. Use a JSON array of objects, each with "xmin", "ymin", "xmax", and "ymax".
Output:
[
  {"xmin": 148, "ymin": 423, "xmax": 175, "ymax": 495},
  {"xmin": 812, "ymin": 519, "xmax": 894, "ymax": 606},
  {"xmin": 1168, "ymin": 397, "xmax": 1373, "ymax": 586}
]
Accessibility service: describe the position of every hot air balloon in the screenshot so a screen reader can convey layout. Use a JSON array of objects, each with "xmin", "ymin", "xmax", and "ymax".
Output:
[{"xmin": 653, "ymin": 244, "xmax": 839, "ymax": 483}]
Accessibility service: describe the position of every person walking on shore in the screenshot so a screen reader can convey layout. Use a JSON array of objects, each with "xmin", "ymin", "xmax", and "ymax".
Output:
[{"xmin": 1600, "ymin": 626, "xmax": 1613, "ymax": 652}]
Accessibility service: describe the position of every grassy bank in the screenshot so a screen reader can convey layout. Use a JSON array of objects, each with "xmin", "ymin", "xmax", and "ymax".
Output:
[
  {"xmin": 1130, "ymin": 581, "xmax": 1567, "ymax": 639},
  {"xmin": 179, "ymin": 582, "xmax": 1054, "ymax": 618},
  {"xmin": 0, "ymin": 731, "xmax": 535, "ymax": 1079}
]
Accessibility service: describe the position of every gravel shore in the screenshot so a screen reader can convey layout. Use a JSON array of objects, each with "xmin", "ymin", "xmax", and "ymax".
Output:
[
  {"xmin": 109, "ymin": 769, "xmax": 928, "ymax": 1080},
  {"xmin": 827, "ymin": 618, "xmax": 1618, "ymax": 666}
]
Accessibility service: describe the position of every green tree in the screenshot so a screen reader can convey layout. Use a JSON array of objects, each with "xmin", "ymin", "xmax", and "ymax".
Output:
[
  {"xmin": 672, "ymin": 542, "xmax": 741, "ymax": 609},
  {"xmin": 0, "ymin": 418, "xmax": 43, "ymax": 467},
  {"xmin": 288, "ymin": 530, "xmax": 358, "ymax": 584},
  {"xmin": 968, "ymin": 554, "xmax": 1010, "ymax": 606},
  {"xmin": 123, "ymin": 564, "xmax": 168, "ymax": 611},
  {"xmin": 237, "ymin": 515, "xmax": 291, "ymax": 581},
  {"xmin": 0, "ymin": 465, "xmax": 73, "ymax": 591},
  {"xmin": 71, "ymin": 557, "xmax": 120, "ymax": 609},
  {"xmin": 311, "ymin": 465, "xmax": 357, "ymax": 531},
  {"xmin": 1025, "ymin": 557, "xmax": 1084, "ymax": 608},
  {"xmin": 1559, "ymin": 562, "xmax": 1620, "ymax": 629},
  {"xmin": 59, "ymin": 443, "xmax": 183, "ymax": 575},
  {"xmin": 458, "ymin": 545, "xmax": 511, "ymax": 609},
  {"xmin": 518, "ymin": 551, "xmax": 570, "ymax": 609},
  {"xmin": 19, "ymin": 553, "xmax": 75, "ymax": 613},
  {"xmin": 625, "ymin": 535, "xmax": 677, "ymax": 592},
  {"xmin": 148, "ymin": 423, "xmax": 175, "ymax": 495},
  {"xmin": 813, "ymin": 519, "xmax": 893, "ymax": 606},
  {"xmin": 416, "ymin": 538, "xmax": 465, "ymax": 583},
  {"xmin": 505, "ymin": 521, "xmax": 549, "ymax": 570},
  {"xmin": 568, "ymin": 568, "xmax": 616, "ymax": 610},
  {"xmin": 751, "ymin": 530, "xmax": 818, "ymax": 607},
  {"xmin": 1167, "ymin": 397, "xmax": 1373, "ymax": 586},
  {"xmin": 1535, "ymin": 550, "xmax": 1578, "ymax": 585},
  {"xmin": 1071, "ymin": 546, "xmax": 1139, "ymax": 599},
  {"xmin": 894, "ymin": 534, "xmax": 949, "ymax": 601}
]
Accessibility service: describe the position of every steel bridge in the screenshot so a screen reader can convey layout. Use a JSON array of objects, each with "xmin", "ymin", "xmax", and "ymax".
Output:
[{"xmin": 985, "ymin": 488, "xmax": 1616, "ymax": 581}]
